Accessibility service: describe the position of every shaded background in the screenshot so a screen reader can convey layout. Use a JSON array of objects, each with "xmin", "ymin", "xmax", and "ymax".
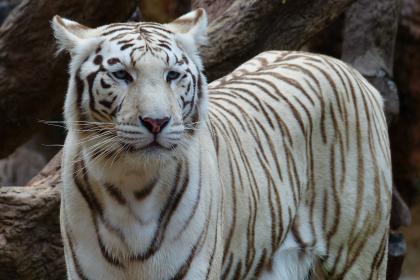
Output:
[{"xmin": 0, "ymin": 0, "xmax": 418, "ymax": 279}]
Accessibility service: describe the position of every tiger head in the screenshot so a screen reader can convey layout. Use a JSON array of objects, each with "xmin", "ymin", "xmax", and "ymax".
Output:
[{"xmin": 52, "ymin": 9, "xmax": 208, "ymax": 164}]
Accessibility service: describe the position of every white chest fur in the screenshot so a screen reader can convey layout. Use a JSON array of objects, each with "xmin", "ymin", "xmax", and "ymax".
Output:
[{"xmin": 61, "ymin": 129, "xmax": 222, "ymax": 279}]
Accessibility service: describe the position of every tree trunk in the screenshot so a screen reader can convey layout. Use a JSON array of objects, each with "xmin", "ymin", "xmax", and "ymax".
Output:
[
  {"xmin": 0, "ymin": 152, "xmax": 62, "ymax": 280},
  {"xmin": 194, "ymin": 0, "xmax": 356, "ymax": 81},
  {"xmin": 391, "ymin": 0, "xmax": 420, "ymax": 206},
  {"xmin": 389, "ymin": 4, "xmax": 420, "ymax": 278},
  {"xmin": 342, "ymin": 0, "xmax": 402, "ymax": 121}
]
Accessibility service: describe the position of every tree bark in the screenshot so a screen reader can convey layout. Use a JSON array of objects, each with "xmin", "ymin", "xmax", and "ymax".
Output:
[
  {"xmin": 391, "ymin": 0, "xmax": 420, "ymax": 206},
  {"xmin": 342, "ymin": 0, "xmax": 402, "ymax": 120},
  {"xmin": 0, "ymin": 0, "xmax": 22, "ymax": 24},
  {"xmin": 138, "ymin": 0, "xmax": 191, "ymax": 23},
  {"xmin": 0, "ymin": 152, "xmax": 62, "ymax": 280},
  {"xmin": 0, "ymin": 0, "xmax": 136, "ymax": 159},
  {"xmin": 194, "ymin": 0, "xmax": 356, "ymax": 81}
]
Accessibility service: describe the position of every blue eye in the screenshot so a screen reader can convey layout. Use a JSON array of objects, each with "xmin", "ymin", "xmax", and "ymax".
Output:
[
  {"xmin": 112, "ymin": 70, "xmax": 133, "ymax": 83},
  {"xmin": 166, "ymin": 71, "xmax": 180, "ymax": 82}
]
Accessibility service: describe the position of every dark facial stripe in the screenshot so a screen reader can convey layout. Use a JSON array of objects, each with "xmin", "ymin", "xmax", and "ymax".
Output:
[
  {"xmin": 109, "ymin": 32, "xmax": 137, "ymax": 41},
  {"xmin": 100, "ymin": 78, "xmax": 111, "ymax": 89},
  {"xmin": 139, "ymin": 23, "xmax": 173, "ymax": 35},
  {"xmin": 87, "ymin": 70, "xmax": 109, "ymax": 121},
  {"xmin": 158, "ymin": 43, "xmax": 171, "ymax": 50},
  {"xmin": 121, "ymin": 43, "xmax": 135, "ymax": 51},
  {"xmin": 102, "ymin": 27, "xmax": 135, "ymax": 36},
  {"xmin": 104, "ymin": 22, "xmax": 138, "ymax": 30},
  {"xmin": 98, "ymin": 99, "xmax": 112, "ymax": 108},
  {"xmin": 75, "ymin": 69, "xmax": 84, "ymax": 114},
  {"xmin": 117, "ymin": 38, "xmax": 133, "ymax": 45},
  {"xmin": 107, "ymin": 58, "xmax": 121, "ymax": 65},
  {"xmin": 93, "ymin": 55, "xmax": 103, "ymax": 65},
  {"xmin": 197, "ymin": 73, "xmax": 203, "ymax": 99}
]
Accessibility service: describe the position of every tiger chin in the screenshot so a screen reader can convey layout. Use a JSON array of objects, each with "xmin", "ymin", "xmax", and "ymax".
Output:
[{"xmin": 54, "ymin": 8, "xmax": 392, "ymax": 280}]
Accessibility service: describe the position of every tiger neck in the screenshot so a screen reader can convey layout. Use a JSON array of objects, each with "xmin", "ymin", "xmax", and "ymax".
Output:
[
  {"xmin": 76, "ymin": 130, "xmax": 202, "ymax": 204},
  {"xmin": 66, "ymin": 126, "xmax": 217, "ymax": 263}
]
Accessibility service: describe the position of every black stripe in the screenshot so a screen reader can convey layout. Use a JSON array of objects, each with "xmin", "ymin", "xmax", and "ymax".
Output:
[
  {"xmin": 133, "ymin": 179, "xmax": 156, "ymax": 200},
  {"xmin": 104, "ymin": 183, "xmax": 126, "ymax": 204}
]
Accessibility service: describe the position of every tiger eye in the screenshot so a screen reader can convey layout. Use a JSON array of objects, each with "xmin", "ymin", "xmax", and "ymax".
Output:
[
  {"xmin": 166, "ymin": 71, "xmax": 180, "ymax": 82},
  {"xmin": 112, "ymin": 70, "xmax": 133, "ymax": 84}
]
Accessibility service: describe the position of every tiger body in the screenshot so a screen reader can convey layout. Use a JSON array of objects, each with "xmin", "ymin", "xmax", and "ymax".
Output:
[
  {"xmin": 54, "ymin": 9, "xmax": 391, "ymax": 280},
  {"xmin": 210, "ymin": 51, "xmax": 391, "ymax": 279}
]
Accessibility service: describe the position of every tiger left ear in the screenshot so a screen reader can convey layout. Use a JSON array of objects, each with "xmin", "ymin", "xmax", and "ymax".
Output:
[
  {"xmin": 165, "ymin": 8, "xmax": 208, "ymax": 47},
  {"xmin": 51, "ymin": 15, "xmax": 94, "ymax": 55}
]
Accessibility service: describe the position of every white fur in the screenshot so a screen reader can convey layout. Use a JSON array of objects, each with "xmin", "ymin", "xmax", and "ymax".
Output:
[{"xmin": 55, "ymin": 9, "xmax": 392, "ymax": 280}]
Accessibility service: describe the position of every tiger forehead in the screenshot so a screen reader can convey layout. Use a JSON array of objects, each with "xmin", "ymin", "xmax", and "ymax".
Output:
[
  {"xmin": 97, "ymin": 23, "xmax": 186, "ymax": 67},
  {"xmin": 101, "ymin": 22, "xmax": 174, "ymax": 44}
]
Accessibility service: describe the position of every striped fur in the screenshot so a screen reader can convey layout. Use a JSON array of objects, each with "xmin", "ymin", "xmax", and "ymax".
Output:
[{"xmin": 53, "ymin": 9, "xmax": 392, "ymax": 280}]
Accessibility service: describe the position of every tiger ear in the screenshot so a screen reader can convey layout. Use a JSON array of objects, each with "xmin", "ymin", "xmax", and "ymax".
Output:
[
  {"xmin": 165, "ymin": 8, "xmax": 208, "ymax": 47},
  {"xmin": 51, "ymin": 16, "xmax": 93, "ymax": 54}
]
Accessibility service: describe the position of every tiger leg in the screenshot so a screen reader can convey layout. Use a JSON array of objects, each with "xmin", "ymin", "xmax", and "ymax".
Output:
[
  {"xmin": 62, "ymin": 238, "xmax": 80, "ymax": 280},
  {"xmin": 259, "ymin": 233, "xmax": 316, "ymax": 280},
  {"xmin": 320, "ymin": 228, "xmax": 388, "ymax": 279},
  {"xmin": 60, "ymin": 203, "xmax": 79, "ymax": 280}
]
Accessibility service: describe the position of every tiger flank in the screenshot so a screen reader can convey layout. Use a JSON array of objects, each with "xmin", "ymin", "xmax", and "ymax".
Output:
[{"xmin": 53, "ymin": 8, "xmax": 392, "ymax": 280}]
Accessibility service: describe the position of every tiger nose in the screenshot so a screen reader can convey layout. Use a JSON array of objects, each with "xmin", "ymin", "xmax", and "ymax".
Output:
[{"xmin": 140, "ymin": 116, "xmax": 170, "ymax": 134}]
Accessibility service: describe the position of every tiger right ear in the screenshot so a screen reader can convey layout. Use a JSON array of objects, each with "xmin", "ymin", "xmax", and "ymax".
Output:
[
  {"xmin": 165, "ymin": 9, "xmax": 208, "ymax": 47},
  {"xmin": 51, "ymin": 16, "xmax": 93, "ymax": 54}
]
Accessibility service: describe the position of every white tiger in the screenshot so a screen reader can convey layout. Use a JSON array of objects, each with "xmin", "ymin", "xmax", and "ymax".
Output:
[{"xmin": 53, "ymin": 8, "xmax": 392, "ymax": 280}]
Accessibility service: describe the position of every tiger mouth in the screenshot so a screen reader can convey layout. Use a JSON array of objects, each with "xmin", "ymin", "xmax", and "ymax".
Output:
[
  {"xmin": 121, "ymin": 141, "xmax": 176, "ymax": 153},
  {"xmin": 143, "ymin": 141, "xmax": 172, "ymax": 150}
]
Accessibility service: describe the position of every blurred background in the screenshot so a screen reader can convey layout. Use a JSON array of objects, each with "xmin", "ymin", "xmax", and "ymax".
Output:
[{"xmin": 0, "ymin": 0, "xmax": 418, "ymax": 279}]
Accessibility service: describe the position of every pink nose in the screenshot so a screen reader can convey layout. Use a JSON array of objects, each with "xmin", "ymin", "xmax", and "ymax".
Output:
[{"xmin": 140, "ymin": 117, "xmax": 170, "ymax": 134}]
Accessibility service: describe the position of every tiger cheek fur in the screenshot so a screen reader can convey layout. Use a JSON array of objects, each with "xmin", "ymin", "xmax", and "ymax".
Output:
[{"xmin": 53, "ymin": 8, "xmax": 391, "ymax": 280}]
